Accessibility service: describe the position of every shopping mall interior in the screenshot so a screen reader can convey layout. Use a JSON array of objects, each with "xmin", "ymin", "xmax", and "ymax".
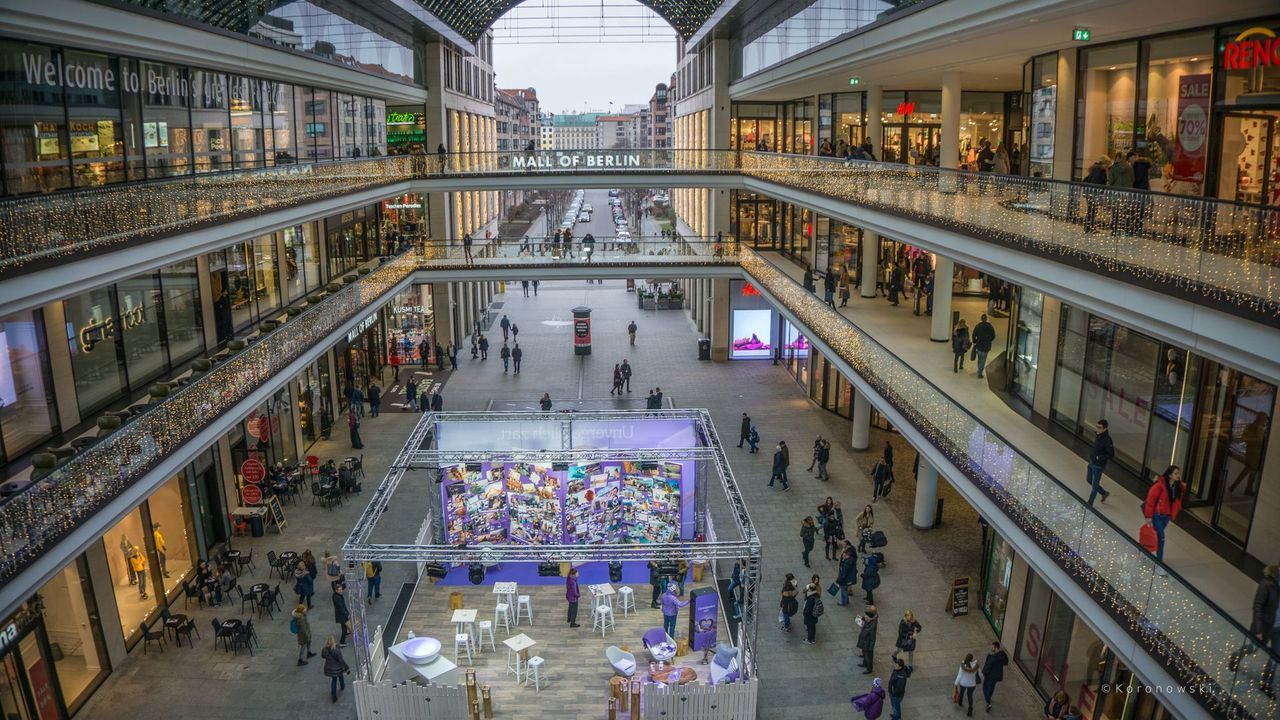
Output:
[{"xmin": 0, "ymin": 1, "xmax": 1277, "ymax": 719}]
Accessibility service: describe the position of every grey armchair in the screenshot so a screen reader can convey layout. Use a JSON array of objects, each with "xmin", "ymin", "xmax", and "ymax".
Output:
[{"xmin": 606, "ymin": 645, "xmax": 636, "ymax": 677}]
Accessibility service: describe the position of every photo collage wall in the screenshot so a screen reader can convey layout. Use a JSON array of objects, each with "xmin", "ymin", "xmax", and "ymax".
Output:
[{"xmin": 442, "ymin": 460, "xmax": 687, "ymax": 546}]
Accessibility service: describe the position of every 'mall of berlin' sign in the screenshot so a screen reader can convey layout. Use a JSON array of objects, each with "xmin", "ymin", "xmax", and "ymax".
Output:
[{"xmin": 512, "ymin": 153, "xmax": 643, "ymax": 169}]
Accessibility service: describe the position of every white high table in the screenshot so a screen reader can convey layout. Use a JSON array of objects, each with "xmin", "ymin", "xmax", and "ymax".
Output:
[
  {"xmin": 587, "ymin": 583, "xmax": 616, "ymax": 610},
  {"xmin": 387, "ymin": 639, "xmax": 460, "ymax": 686},
  {"xmin": 503, "ymin": 633, "xmax": 536, "ymax": 684},
  {"xmin": 492, "ymin": 581, "xmax": 518, "ymax": 613}
]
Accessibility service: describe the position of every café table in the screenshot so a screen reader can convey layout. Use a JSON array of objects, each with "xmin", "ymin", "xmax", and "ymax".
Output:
[
  {"xmin": 648, "ymin": 663, "xmax": 697, "ymax": 685},
  {"xmin": 218, "ymin": 619, "xmax": 243, "ymax": 651},
  {"xmin": 492, "ymin": 582, "xmax": 518, "ymax": 611},
  {"xmin": 503, "ymin": 633, "xmax": 536, "ymax": 683},
  {"xmin": 277, "ymin": 551, "xmax": 298, "ymax": 570},
  {"xmin": 163, "ymin": 612, "xmax": 188, "ymax": 641},
  {"xmin": 588, "ymin": 583, "xmax": 616, "ymax": 611},
  {"xmin": 451, "ymin": 608, "xmax": 477, "ymax": 644}
]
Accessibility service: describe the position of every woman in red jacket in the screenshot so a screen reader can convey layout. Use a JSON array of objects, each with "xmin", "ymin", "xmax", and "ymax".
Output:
[{"xmin": 1144, "ymin": 466, "xmax": 1183, "ymax": 567}]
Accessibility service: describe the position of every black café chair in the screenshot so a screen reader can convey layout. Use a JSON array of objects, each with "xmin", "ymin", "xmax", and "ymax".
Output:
[
  {"xmin": 160, "ymin": 608, "xmax": 187, "ymax": 642},
  {"xmin": 256, "ymin": 590, "xmax": 275, "ymax": 620},
  {"xmin": 268, "ymin": 551, "xmax": 290, "ymax": 580},
  {"xmin": 237, "ymin": 548, "xmax": 256, "ymax": 575},
  {"xmin": 174, "ymin": 619, "xmax": 200, "ymax": 648},
  {"xmin": 230, "ymin": 626, "xmax": 254, "ymax": 656},
  {"xmin": 140, "ymin": 622, "xmax": 165, "ymax": 654},
  {"xmin": 245, "ymin": 619, "xmax": 260, "ymax": 649},
  {"xmin": 238, "ymin": 585, "xmax": 255, "ymax": 614},
  {"xmin": 211, "ymin": 618, "xmax": 235, "ymax": 652},
  {"xmin": 270, "ymin": 584, "xmax": 283, "ymax": 612},
  {"xmin": 182, "ymin": 581, "xmax": 206, "ymax": 610}
]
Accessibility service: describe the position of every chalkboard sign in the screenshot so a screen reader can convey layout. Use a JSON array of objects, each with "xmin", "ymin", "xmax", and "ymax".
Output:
[
  {"xmin": 946, "ymin": 576, "xmax": 970, "ymax": 617},
  {"xmin": 267, "ymin": 495, "xmax": 288, "ymax": 532}
]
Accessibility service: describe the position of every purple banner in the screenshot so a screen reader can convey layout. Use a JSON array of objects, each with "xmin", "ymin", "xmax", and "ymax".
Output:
[{"xmin": 689, "ymin": 586, "xmax": 719, "ymax": 651}]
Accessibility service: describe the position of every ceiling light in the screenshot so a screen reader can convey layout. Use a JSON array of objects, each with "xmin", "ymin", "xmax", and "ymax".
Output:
[
  {"xmin": 1190, "ymin": 57, "xmax": 1199, "ymax": 61},
  {"xmin": 1108, "ymin": 66, "xmax": 1117, "ymax": 70}
]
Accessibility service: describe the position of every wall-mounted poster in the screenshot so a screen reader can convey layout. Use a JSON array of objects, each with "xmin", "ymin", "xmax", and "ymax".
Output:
[
  {"xmin": 620, "ymin": 461, "xmax": 683, "ymax": 544},
  {"xmin": 783, "ymin": 323, "xmax": 809, "ymax": 358},
  {"xmin": 564, "ymin": 463, "xmax": 623, "ymax": 544},
  {"xmin": 730, "ymin": 309, "xmax": 772, "ymax": 359},
  {"xmin": 443, "ymin": 463, "xmax": 508, "ymax": 544},
  {"xmin": 505, "ymin": 463, "xmax": 562, "ymax": 545}
]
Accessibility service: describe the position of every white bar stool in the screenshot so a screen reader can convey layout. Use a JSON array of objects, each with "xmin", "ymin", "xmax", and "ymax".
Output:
[
  {"xmin": 454, "ymin": 632, "xmax": 473, "ymax": 664},
  {"xmin": 525, "ymin": 656, "xmax": 545, "ymax": 692},
  {"xmin": 617, "ymin": 586, "xmax": 636, "ymax": 616},
  {"xmin": 592, "ymin": 604, "xmax": 615, "ymax": 637},
  {"xmin": 475, "ymin": 620, "xmax": 496, "ymax": 652},
  {"xmin": 516, "ymin": 595, "xmax": 534, "ymax": 625},
  {"xmin": 494, "ymin": 602, "xmax": 512, "ymax": 632}
]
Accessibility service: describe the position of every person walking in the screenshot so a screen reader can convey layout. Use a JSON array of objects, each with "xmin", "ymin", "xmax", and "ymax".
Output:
[
  {"xmin": 803, "ymin": 267, "xmax": 816, "ymax": 293},
  {"xmin": 889, "ymin": 262, "xmax": 904, "ymax": 306},
  {"xmin": 500, "ymin": 343, "xmax": 511, "ymax": 373},
  {"xmin": 511, "ymin": 323, "xmax": 519, "ymax": 342},
  {"xmin": 1085, "ymin": 419, "xmax": 1115, "ymax": 505},
  {"xmin": 855, "ymin": 505, "xmax": 875, "ymax": 553},
  {"xmin": 430, "ymin": 390, "xmax": 444, "ymax": 412},
  {"xmin": 1143, "ymin": 465, "xmax": 1184, "ymax": 568},
  {"xmin": 532, "ymin": 279, "xmax": 539, "ymax": 296},
  {"xmin": 955, "ymin": 654, "xmax": 982, "ymax": 716},
  {"xmin": 800, "ymin": 516, "xmax": 817, "ymax": 568},
  {"xmin": 952, "ymin": 319, "xmax": 971, "ymax": 373},
  {"xmin": 389, "ymin": 351, "xmax": 402, "ymax": 382},
  {"xmin": 445, "ymin": 343, "xmax": 457, "ymax": 370},
  {"xmin": 816, "ymin": 439, "xmax": 831, "ymax": 481},
  {"xmin": 824, "ymin": 271, "xmax": 837, "ymax": 307},
  {"xmin": 769, "ymin": 444, "xmax": 790, "ymax": 490},
  {"xmin": 1253, "ymin": 565, "xmax": 1280, "ymax": 699},
  {"xmin": 539, "ymin": 393, "xmax": 552, "ymax": 411},
  {"xmin": 737, "ymin": 413, "xmax": 751, "ymax": 448},
  {"xmin": 462, "ymin": 233, "xmax": 474, "ymax": 265},
  {"xmin": 872, "ymin": 459, "xmax": 890, "ymax": 502},
  {"xmin": 332, "ymin": 583, "xmax": 351, "ymax": 646},
  {"xmin": 367, "ymin": 383, "xmax": 381, "ymax": 417},
  {"xmin": 1107, "ymin": 151, "xmax": 1135, "ymax": 234},
  {"xmin": 837, "ymin": 545, "xmax": 858, "ymax": 606},
  {"xmin": 645, "ymin": 389, "xmax": 657, "ymax": 408},
  {"xmin": 405, "ymin": 378, "xmax": 418, "ymax": 411},
  {"xmin": 628, "ymin": 320, "xmax": 638, "ymax": 346},
  {"xmin": 352, "ymin": 386, "xmax": 364, "ymax": 417},
  {"xmin": 981, "ymin": 641, "xmax": 1009, "ymax": 712},
  {"xmin": 363, "ymin": 560, "xmax": 382, "ymax": 604},
  {"xmin": 521, "ymin": 280, "xmax": 530, "ymax": 297},
  {"xmin": 294, "ymin": 562, "xmax": 315, "ymax": 609},
  {"xmin": 747, "ymin": 425, "xmax": 760, "ymax": 453},
  {"xmin": 856, "ymin": 605, "xmax": 878, "ymax": 673},
  {"xmin": 887, "ymin": 657, "xmax": 912, "ymax": 720},
  {"xmin": 620, "ymin": 359, "xmax": 633, "ymax": 392},
  {"xmin": 610, "ymin": 364, "xmax": 623, "ymax": 396},
  {"xmin": 660, "ymin": 585, "xmax": 689, "ymax": 638},
  {"xmin": 824, "ymin": 505, "xmax": 845, "ymax": 560},
  {"xmin": 347, "ymin": 408, "xmax": 363, "ymax": 449},
  {"xmin": 851, "ymin": 677, "xmax": 886, "ymax": 719},
  {"xmin": 499, "ymin": 314, "xmax": 511, "ymax": 341},
  {"xmin": 511, "ymin": 344, "xmax": 522, "ymax": 374},
  {"xmin": 839, "ymin": 274, "xmax": 851, "ymax": 307},
  {"xmin": 891, "ymin": 610, "xmax": 921, "ymax": 666},
  {"xmin": 861, "ymin": 553, "xmax": 882, "ymax": 604},
  {"xmin": 565, "ymin": 567, "xmax": 581, "ymax": 628},
  {"xmin": 322, "ymin": 550, "xmax": 342, "ymax": 590},
  {"xmin": 972, "ymin": 314, "xmax": 996, "ymax": 379},
  {"xmin": 291, "ymin": 604, "xmax": 315, "ymax": 666},
  {"xmin": 321, "ymin": 637, "xmax": 350, "ymax": 703},
  {"xmin": 648, "ymin": 561, "xmax": 664, "ymax": 608},
  {"xmin": 779, "ymin": 573, "xmax": 799, "ymax": 632},
  {"xmin": 801, "ymin": 584, "xmax": 821, "ymax": 644},
  {"xmin": 806, "ymin": 435, "xmax": 824, "ymax": 472},
  {"xmin": 478, "ymin": 335, "xmax": 489, "ymax": 361}
]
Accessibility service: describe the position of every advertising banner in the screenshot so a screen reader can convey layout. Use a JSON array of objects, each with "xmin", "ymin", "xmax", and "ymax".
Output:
[
  {"xmin": 1171, "ymin": 74, "xmax": 1210, "ymax": 183},
  {"xmin": 689, "ymin": 586, "xmax": 719, "ymax": 651}
]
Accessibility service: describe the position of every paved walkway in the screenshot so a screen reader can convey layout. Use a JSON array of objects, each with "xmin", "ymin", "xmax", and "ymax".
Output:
[{"xmin": 78, "ymin": 276, "xmax": 1047, "ymax": 719}]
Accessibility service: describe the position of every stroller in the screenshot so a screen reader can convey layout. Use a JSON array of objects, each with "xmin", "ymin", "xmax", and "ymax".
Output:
[{"xmin": 863, "ymin": 529, "xmax": 888, "ymax": 569}]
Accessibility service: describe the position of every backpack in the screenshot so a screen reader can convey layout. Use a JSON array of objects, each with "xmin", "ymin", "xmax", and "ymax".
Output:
[
  {"xmin": 289, "ymin": 617, "xmax": 300, "ymax": 634},
  {"xmin": 812, "ymin": 596, "xmax": 825, "ymax": 618},
  {"xmin": 327, "ymin": 561, "xmax": 341, "ymax": 578}
]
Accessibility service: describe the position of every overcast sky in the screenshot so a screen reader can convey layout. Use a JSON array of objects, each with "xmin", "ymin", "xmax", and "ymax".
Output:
[{"xmin": 491, "ymin": 0, "xmax": 678, "ymax": 114}]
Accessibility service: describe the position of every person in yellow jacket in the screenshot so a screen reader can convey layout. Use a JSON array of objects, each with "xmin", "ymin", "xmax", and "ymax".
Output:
[
  {"xmin": 128, "ymin": 545, "xmax": 148, "ymax": 600},
  {"xmin": 363, "ymin": 561, "xmax": 382, "ymax": 604},
  {"xmin": 152, "ymin": 523, "xmax": 170, "ymax": 578}
]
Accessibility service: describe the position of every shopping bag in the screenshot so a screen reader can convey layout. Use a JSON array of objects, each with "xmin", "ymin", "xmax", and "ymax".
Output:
[
  {"xmin": 1138, "ymin": 523, "xmax": 1158, "ymax": 554},
  {"xmin": 826, "ymin": 582, "xmax": 840, "ymax": 597},
  {"xmin": 952, "ymin": 686, "xmax": 962, "ymax": 704}
]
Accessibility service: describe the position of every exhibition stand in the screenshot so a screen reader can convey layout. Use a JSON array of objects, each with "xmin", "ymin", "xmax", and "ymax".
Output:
[{"xmin": 343, "ymin": 410, "xmax": 761, "ymax": 720}]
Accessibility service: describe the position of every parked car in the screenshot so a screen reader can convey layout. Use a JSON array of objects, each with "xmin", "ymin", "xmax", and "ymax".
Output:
[
  {"xmin": 582, "ymin": 204, "xmax": 593, "ymax": 212},
  {"xmin": 608, "ymin": 189, "xmax": 619, "ymax": 197},
  {"xmin": 578, "ymin": 212, "xmax": 591, "ymax": 222}
]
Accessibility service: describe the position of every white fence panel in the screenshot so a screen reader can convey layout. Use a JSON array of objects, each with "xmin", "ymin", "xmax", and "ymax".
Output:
[
  {"xmin": 354, "ymin": 679, "xmax": 470, "ymax": 720},
  {"xmin": 642, "ymin": 679, "xmax": 758, "ymax": 720}
]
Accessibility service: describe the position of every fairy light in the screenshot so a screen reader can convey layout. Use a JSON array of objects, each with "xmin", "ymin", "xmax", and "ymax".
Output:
[{"xmin": 738, "ymin": 250, "xmax": 1278, "ymax": 719}]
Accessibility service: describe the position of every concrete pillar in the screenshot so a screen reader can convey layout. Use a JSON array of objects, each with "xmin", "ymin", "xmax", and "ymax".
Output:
[
  {"xmin": 432, "ymin": 282, "xmax": 454, "ymax": 346},
  {"xmin": 709, "ymin": 278, "xmax": 730, "ymax": 361},
  {"xmin": 196, "ymin": 254, "xmax": 218, "ymax": 352},
  {"xmin": 860, "ymin": 231, "xmax": 880, "ymax": 298},
  {"xmin": 1053, "ymin": 53, "xmax": 1078, "ymax": 182},
  {"xmin": 851, "ymin": 389, "xmax": 871, "ymax": 450},
  {"xmin": 865, "ymin": 86, "xmax": 883, "ymax": 160},
  {"xmin": 913, "ymin": 457, "xmax": 939, "ymax": 530},
  {"xmin": 1032, "ymin": 296, "xmax": 1063, "ymax": 417},
  {"xmin": 940, "ymin": 71, "xmax": 961, "ymax": 193},
  {"xmin": 931, "ymin": 256, "xmax": 954, "ymax": 342},
  {"xmin": 42, "ymin": 301, "xmax": 81, "ymax": 428}
]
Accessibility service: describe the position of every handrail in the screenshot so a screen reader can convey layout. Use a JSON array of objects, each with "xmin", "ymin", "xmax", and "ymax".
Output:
[
  {"xmin": 738, "ymin": 248, "xmax": 1277, "ymax": 720},
  {"xmin": 0, "ymin": 253, "xmax": 419, "ymax": 585}
]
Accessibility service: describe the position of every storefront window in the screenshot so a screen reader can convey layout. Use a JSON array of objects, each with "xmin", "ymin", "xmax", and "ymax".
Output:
[
  {"xmin": 283, "ymin": 224, "xmax": 321, "ymax": 299},
  {"xmin": 190, "ymin": 68, "xmax": 231, "ymax": 172},
  {"xmin": 1051, "ymin": 305, "xmax": 1087, "ymax": 430},
  {"xmin": 301, "ymin": 88, "xmax": 336, "ymax": 161},
  {"xmin": 1076, "ymin": 42, "xmax": 1139, "ymax": 179},
  {"xmin": 101, "ymin": 507, "xmax": 157, "ymax": 643},
  {"xmin": 37, "ymin": 559, "xmax": 108, "ymax": 710},
  {"xmin": 982, "ymin": 532, "xmax": 1015, "ymax": 636},
  {"xmin": 1217, "ymin": 23, "xmax": 1280, "ymax": 205},
  {"xmin": 1011, "ymin": 289, "xmax": 1043, "ymax": 406},
  {"xmin": 834, "ymin": 92, "xmax": 864, "ymax": 152},
  {"xmin": 252, "ymin": 233, "xmax": 281, "ymax": 315},
  {"xmin": 117, "ymin": 272, "xmax": 166, "ymax": 386},
  {"xmin": 65, "ymin": 287, "xmax": 126, "ymax": 416},
  {"xmin": 230, "ymin": 75, "xmax": 266, "ymax": 169},
  {"xmin": 140, "ymin": 59, "xmax": 191, "ymax": 178},
  {"xmin": 0, "ymin": 40, "xmax": 72, "ymax": 194},
  {"xmin": 1014, "ymin": 567, "xmax": 1053, "ymax": 680},
  {"xmin": 961, "ymin": 92, "xmax": 1005, "ymax": 167},
  {"xmin": 1077, "ymin": 315, "xmax": 1159, "ymax": 473},
  {"xmin": 149, "ymin": 473, "xmax": 197, "ymax": 599},
  {"xmin": 269, "ymin": 82, "xmax": 298, "ymax": 164},
  {"xmin": 224, "ymin": 242, "xmax": 258, "ymax": 330},
  {"xmin": 0, "ymin": 310, "xmax": 58, "ymax": 461},
  {"xmin": 1026, "ymin": 53, "xmax": 1058, "ymax": 177},
  {"xmin": 64, "ymin": 49, "xmax": 125, "ymax": 189},
  {"xmin": 1140, "ymin": 33, "xmax": 1214, "ymax": 194},
  {"xmin": 160, "ymin": 259, "xmax": 203, "ymax": 364}
]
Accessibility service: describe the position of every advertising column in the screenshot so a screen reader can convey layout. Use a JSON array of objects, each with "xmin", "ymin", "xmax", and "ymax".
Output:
[{"xmin": 572, "ymin": 306, "xmax": 592, "ymax": 356}]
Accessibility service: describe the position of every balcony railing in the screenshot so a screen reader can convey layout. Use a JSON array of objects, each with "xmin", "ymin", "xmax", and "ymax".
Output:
[
  {"xmin": 1, "ymin": 150, "xmax": 1276, "ymax": 323},
  {"xmin": 0, "ymin": 253, "xmax": 418, "ymax": 584},
  {"xmin": 738, "ymin": 152, "xmax": 1280, "ymax": 322},
  {"xmin": 417, "ymin": 234, "xmax": 740, "ymax": 268},
  {"xmin": 738, "ymin": 249, "xmax": 1278, "ymax": 720}
]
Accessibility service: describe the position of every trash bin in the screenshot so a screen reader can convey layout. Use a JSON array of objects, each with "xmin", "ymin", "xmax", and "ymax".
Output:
[
  {"xmin": 249, "ymin": 514, "xmax": 265, "ymax": 537},
  {"xmin": 697, "ymin": 338, "xmax": 711, "ymax": 361}
]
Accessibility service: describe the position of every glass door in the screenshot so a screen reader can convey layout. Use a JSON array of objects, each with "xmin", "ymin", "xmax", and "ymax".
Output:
[
  {"xmin": 1216, "ymin": 111, "xmax": 1280, "ymax": 206},
  {"xmin": 0, "ymin": 649, "xmax": 33, "ymax": 720},
  {"xmin": 906, "ymin": 125, "xmax": 941, "ymax": 165},
  {"xmin": 882, "ymin": 126, "xmax": 905, "ymax": 163},
  {"xmin": 19, "ymin": 632, "xmax": 62, "ymax": 720}
]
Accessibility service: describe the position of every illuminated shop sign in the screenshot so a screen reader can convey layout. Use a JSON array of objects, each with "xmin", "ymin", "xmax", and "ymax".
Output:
[
  {"xmin": 512, "ymin": 152, "xmax": 642, "ymax": 169},
  {"xmin": 896, "ymin": 102, "xmax": 916, "ymax": 117},
  {"xmin": 1221, "ymin": 27, "xmax": 1280, "ymax": 70},
  {"xmin": 77, "ymin": 305, "xmax": 146, "ymax": 353},
  {"xmin": 386, "ymin": 112, "xmax": 423, "ymax": 126},
  {"xmin": 347, "ymin": 312, "xmax": 377, "ymax": 342}
]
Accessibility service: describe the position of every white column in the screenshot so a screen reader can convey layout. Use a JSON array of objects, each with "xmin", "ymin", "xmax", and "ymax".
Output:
[
  {"xmin": 931, "ymin": 256, "xmax": 954, "ymax": 342},
  {"xmin": 940, "ymin": 71, "xmax": 961, "ymax": 193},
  {"xmin": 860, "ymin": 230, "xmax": 879, "ymax": 298},
  {"xmin": 865, "ymin": 86, "xmax": 883, "ymax": 160},
  {"xmin": 851, "ymin": 389, "xmax": 871, "ymax": 450},
  {"xmin": 913, "ymin": 458, "xmax": 939, "ymax": 529}
]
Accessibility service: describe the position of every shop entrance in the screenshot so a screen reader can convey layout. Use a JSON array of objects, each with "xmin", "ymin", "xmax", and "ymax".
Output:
[
  {"xmin": 0, "ymin": 628, "xmax": 67, "ymax": 720},
  {"xmin": 1216, "ymin": 110, "xmax": 1280, "ymax": 206},
  {"xmin": 883, "ymin": 124, "xmax": 941, "ymax": 165}
]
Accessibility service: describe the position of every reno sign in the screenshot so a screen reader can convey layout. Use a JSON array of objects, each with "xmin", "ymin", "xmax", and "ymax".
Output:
[{"xmin": 1221, "ymin": 26, "xmax": 1280, "ymax": 70}]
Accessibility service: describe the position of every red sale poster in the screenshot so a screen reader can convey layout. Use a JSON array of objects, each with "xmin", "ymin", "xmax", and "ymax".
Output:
[{"xmin": 1171, "ymin": 74, "xmax": 1210, "ymax": 183}]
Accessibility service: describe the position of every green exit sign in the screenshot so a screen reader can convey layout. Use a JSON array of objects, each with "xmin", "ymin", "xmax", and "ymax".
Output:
[
  {"xmin": 1073, "ymin": 28, "xmax": 1091, "ymax": 42},
  {"xmin": 849, "ymin": 76, "xmax": 861, "ymax": 86}
]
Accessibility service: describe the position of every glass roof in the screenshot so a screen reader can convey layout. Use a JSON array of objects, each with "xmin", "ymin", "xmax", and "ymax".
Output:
[{"xmin": 401, "ymin": 0, "xmax": 724, "ymax": 42}]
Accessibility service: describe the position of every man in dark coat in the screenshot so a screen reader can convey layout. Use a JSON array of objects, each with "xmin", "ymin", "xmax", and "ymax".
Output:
[
  {"xmin": 738, "ymin": 413, "xmax": 751, "ymax": 448},
  {"xmin": 332, "ymin": 583, "xmax": 351, "ymax": 646},
  {"xmin": 972, "ymin": 313, "xmax": 997, "ymax": 379},
  {"xmin": 769, "ymin": 444, "xmax": 789, "ymax": 490},
  {"xmin": 1086, "ymin": 419, "xmax": 1115, "ymax": 505},
  {"xmin": 981, "ymin": 641, "xmax": 1009, "ymax": 711},
  {"xmin": 856, "ymin": 605, "xmax": 878, "ymax": 673}
]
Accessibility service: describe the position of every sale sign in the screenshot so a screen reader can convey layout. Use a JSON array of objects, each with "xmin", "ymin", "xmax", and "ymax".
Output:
[
  {"xmin": 1171, "ymin": 74, "xmax": 1210, "ymax": 183},
  {"xmin": 240, "ymin": 484, "xmax": 263, "ymax": 505},
  {"xmin": 241, "ymin": 458, "xmax": 266, "ymax": 484}
]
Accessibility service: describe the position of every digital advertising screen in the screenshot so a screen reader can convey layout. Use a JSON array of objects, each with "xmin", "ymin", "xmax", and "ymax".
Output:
[{"xmin": 730, "ymin": 309, "xmax": 772, "ymax": 359}]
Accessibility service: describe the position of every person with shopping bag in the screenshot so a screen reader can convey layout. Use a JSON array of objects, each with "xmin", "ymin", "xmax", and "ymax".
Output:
[{"xmin": 1142, "ymin": 466, "xmax": 1184, "ymax": 573}]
